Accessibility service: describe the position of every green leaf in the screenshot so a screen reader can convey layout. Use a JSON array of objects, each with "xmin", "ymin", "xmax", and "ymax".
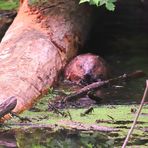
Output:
[
  {"xmin": 105, "ymin": 2, "xmax": 115, "ymax": 11},
  {"xmin": 99, "ymin": 0, "xmax": 107, "ymax": 6},
  {"xmin": 108, "ymin": 0, "xmax": 117, "ymax": 3},
  {"xmin": 89, "ymin": 0, "xmax": 100, "ymax": 6},
  {"xmin": 79, "ymin": 0, "xmax": 116, "ymax": 11},
  {"xmin": 79, "ymin": 0, "xmax": 90, "ymax": 4}
]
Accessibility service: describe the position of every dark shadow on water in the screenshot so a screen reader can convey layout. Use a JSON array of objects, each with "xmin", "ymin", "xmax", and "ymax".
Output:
[
  {"xmin": 80, "ymin": 0, "xmax": 148, "ymax": 105},
  {"xmin": 0, "ymin": 130, "xmax": 17, "ymax": 148},
  {"xmin": 0, "ymin": 10, "xmax": 16, "ymax": 41},
  {"xmin": 0, "ymin": 127, "xmax": 147, "ymax": 148}
]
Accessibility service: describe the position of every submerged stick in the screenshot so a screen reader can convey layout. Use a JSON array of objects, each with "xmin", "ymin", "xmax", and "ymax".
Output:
[
  {"xmin": 80, "ymin": 106, "xmax": 94, "ymax": 116},
  {"xmin": 122, "ymin": 80, "xmax": 148, "ymax": 148},
  {"xmin": 10, "ymin": 112, "xmax": 31, "ymax": 122},
  {"xmin": 62, "ymin": 70, "xmax": 145, "ymax": 102},
  {"xmin": 0, "ymin": 96, "xmax": 17, "ymax": 118},
  {"xmin": 49, "ymin": 103, "xmax": 68, "ymax": 117}
]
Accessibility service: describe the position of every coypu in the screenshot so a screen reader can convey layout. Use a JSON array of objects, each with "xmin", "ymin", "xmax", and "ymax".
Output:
[
  {"xmin": 64, "ymin": 53, "xmax": 109, "ymax": 85},
  {"xmin": 49, "ymin": 54, "xmax": 110, "ymax": 109}
]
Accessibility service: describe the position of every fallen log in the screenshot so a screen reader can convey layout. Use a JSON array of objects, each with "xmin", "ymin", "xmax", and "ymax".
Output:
[
  {"xmin": 62, "ymin": 70, "xmax": 146, "ymax": 102},
  {"xmin": 0, "ymin": 0, "xmax": 92, "ymax": 120},
  {"xmin": 0, "ymin": 97, "xmax": 17, "ymax": 120}
]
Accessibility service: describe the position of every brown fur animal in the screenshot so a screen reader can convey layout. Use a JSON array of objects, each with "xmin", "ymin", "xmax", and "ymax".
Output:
[{"xmin": 64, "ymin": 53, "xmax": 109, "ymax": 85}]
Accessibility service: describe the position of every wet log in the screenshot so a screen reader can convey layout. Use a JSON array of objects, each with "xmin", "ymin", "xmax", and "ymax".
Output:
[
  {"xmin": 0, "ymin": 10, "xmax": 17, "ymax": 41},
  {"xmin": 0, "ymin": 0, "xmax": 92, "ymax": 120},
  {"xmin": 0, "ymin": 97, "xmax": 17, "ymax": 119}
]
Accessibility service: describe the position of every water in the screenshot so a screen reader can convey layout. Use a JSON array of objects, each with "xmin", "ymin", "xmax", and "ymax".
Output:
[
  {"xmin": 81, "ymin": 0, "xmax": 148, "ymax": 105},
  {"xmin": 0, "ymin": 128, "xmax": 114, "ymax": 148},
  {"xmin": 0, "ymin": 0, "xmax": 148, "ymax": 147}
]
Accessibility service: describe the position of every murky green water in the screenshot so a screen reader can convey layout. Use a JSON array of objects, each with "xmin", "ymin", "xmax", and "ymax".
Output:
[
  {"xmin": 0, "ymin": 0, "xmax": 148, "ymax": 147},
  {"xmin": 0, "ymin": 128, "xmax": 115, "ymax": 148},
  {"xmin": 81, "ymin": 0, "xmax": 148, "ymax": 105},
  {"xmin": 0, "ymin": 123, "xmax": 147, "ymax": 148}
]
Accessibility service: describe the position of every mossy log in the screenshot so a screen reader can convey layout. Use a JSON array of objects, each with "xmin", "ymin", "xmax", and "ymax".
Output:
[{"xmin": 0, "ymin": 0, "xmax": 92, "ymax": 120}]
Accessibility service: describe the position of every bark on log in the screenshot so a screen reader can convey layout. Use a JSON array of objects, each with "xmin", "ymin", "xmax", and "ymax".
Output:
[
  {"xmin": 0, "ymin": 0, "xmax": 92, "ymax": 119},
  {"xmin": 0, "ymin": 97, "xmax": 17, "ymax": 119}
]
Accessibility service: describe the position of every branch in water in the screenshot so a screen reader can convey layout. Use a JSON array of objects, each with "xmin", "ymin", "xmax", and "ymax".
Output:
[{"xmin": 62, "ymin": 70, "xmax": 146, "ymax": 103}]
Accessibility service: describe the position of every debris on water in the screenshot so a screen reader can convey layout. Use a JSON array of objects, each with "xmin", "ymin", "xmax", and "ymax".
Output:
[
  {"xmin": 112, "ymin": 85, "xmax": 124, "ymax": 88},
  {"xmin": 96, "ymin": 119, "xmax": 113, "ymax": 124},
  {"xmin": 80, "ymin": 106, "xmax": 94, "ymax": 116},
  {"xmin": 131, "ymin": 107, "xmax": 137, "ymax": 113},
  {"xmin": 58, "ymin": 120, "xmax": 119, "ymax": 132},
  {"xmin": 107, "ymin": 115, "xmax": 114, "ymax": 121},
  {"xmin": 48, "ymin": 103, "xmax": 68, "ymax": 117},
  {"xmin": 143, "ymin": 128, "xmax": 148, "ymax": 132},
  {"xmin": 48, "ymin": 95, "xmax": 98, "ymax": 110}
]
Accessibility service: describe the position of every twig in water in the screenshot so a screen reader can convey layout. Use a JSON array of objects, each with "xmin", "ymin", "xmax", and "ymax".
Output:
[
  {"xmin": 10, "ymin": 112, "xmax": 31, "ymax": 122},
  {"xmin": 80, "ymin": 106, "xmax": 94, "ymax": 116},
  {"xmin": 122, "ymin": 80, "xmax": 148, "ymax": 148},
  {"xmin": 107, "ymin": 115, "xmax": 114, "ymax": 122},
  {"xmin": 62, "ymin": 71, "xmax": 145, "ymax": 103},
  {"xmin": 67, "ymin": 110, "xmax": 72, "ymax": 120},
  {"xmin": 49, "ymin": 103, "xmax": 68, "ymax": 117}
]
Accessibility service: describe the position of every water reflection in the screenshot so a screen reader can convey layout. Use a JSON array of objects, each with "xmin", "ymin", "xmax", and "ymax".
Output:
[
  {"xmin": 0, "ymin": 130, "xmax": 16, "ymax": 148},
  {"xmin": 0, "ymin": 128, "xmax": 114, "ymax": 148}
]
